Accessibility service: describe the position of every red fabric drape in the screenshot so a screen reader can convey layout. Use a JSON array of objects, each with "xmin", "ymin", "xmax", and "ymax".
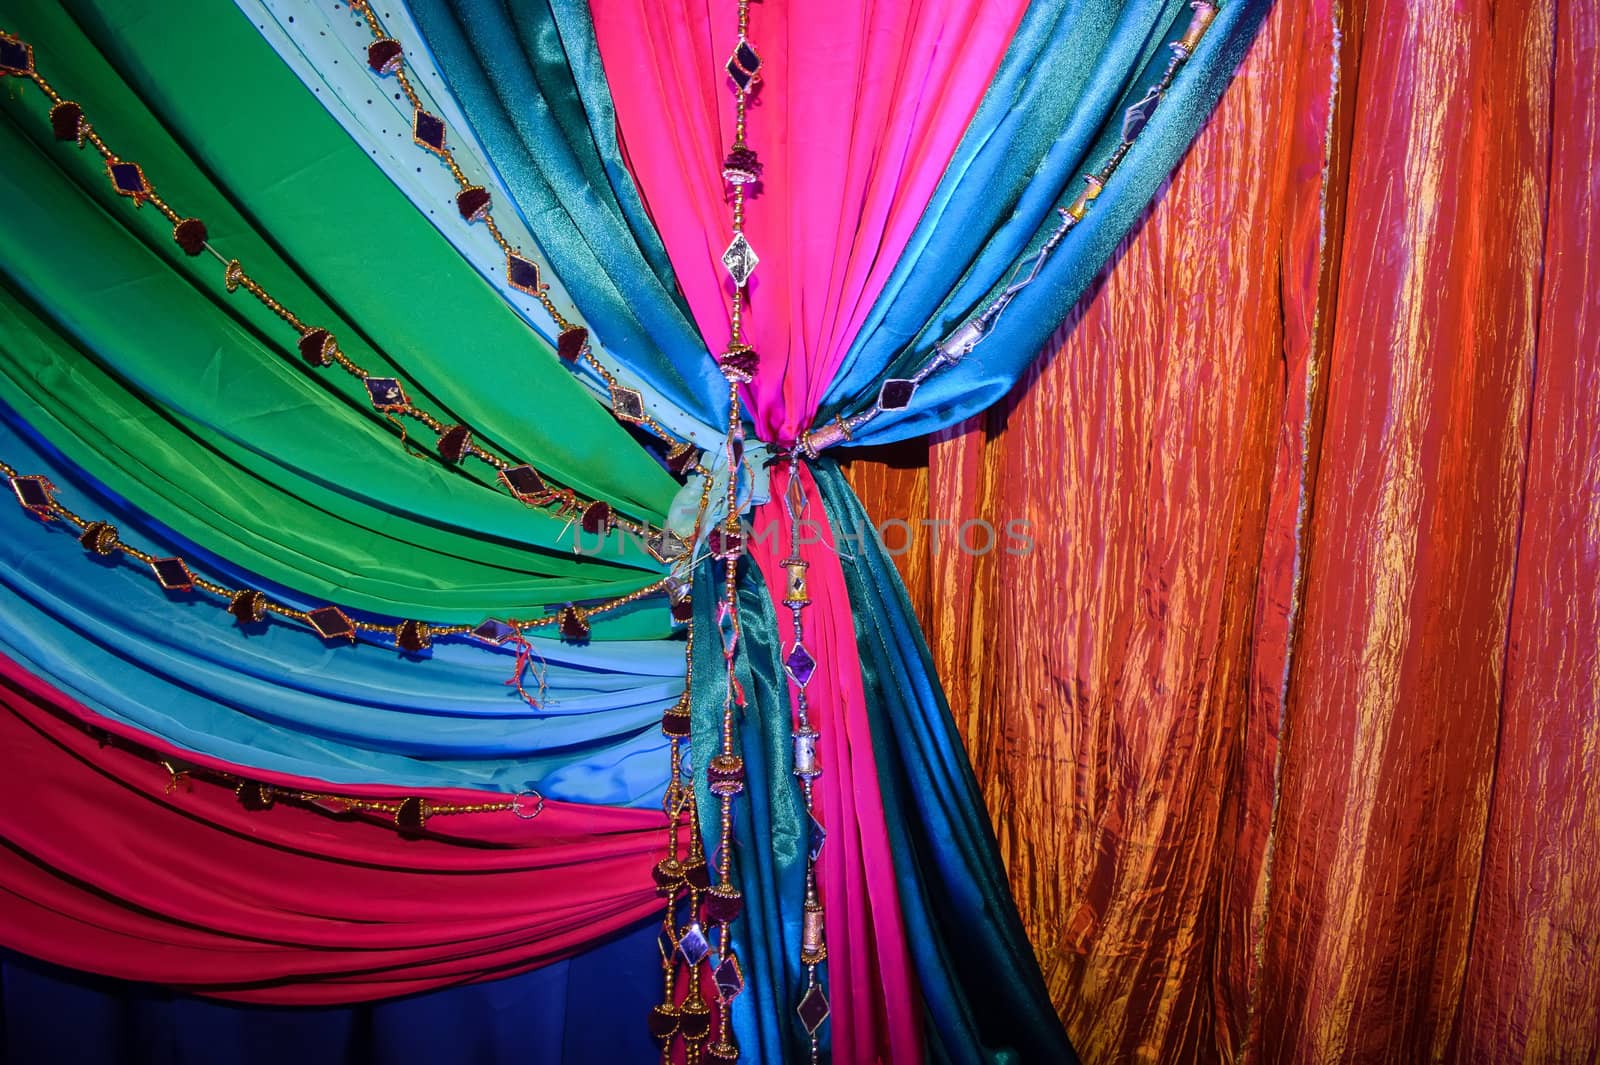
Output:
[
  {"xmin": 0, "ymin": 654, "xmax": 666, "ymax": 1004},
  {"xmin": 846, "ymin": 0, "xmax": 1599, "ymax": 1061}
]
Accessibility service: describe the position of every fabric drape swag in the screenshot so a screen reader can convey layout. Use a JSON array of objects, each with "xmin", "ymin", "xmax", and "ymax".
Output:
[{"xmin": 0, "ymin": 0, "xmax": 1267, "ymax": 1061}]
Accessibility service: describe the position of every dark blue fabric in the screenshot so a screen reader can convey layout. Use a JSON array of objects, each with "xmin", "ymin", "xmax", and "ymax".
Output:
[{"xmin": 0, "ymin": 921, "xmax": 661, "ymax": 1065}]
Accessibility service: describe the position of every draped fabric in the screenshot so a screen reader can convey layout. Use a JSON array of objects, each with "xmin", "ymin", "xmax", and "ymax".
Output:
[
  {"xmin": 233, "ymin": 0, "xmax": 719, "ymax": 444},
  {"xmin": 0, "ymin": 651, "xmax": 664, "ymax": 1003},
  {"xmin": 0, "ymin": 0, "xmax": 674, "ymax": 624},
  {"xmin": 2, "ymin": 923, "xmax": 661, "ymax": 1065},
  {"xmin": 397, "ymin": 0, "xmax": 731, "ymax": 433},
  {"xmin": 0, "ymin": 0, "xmax": 1271, "ymax": 1061},
  {"xmin": 0, "ymin": 405, "xmax": 679, "ymax": 804},
  {"xmin": 821, "ymin": 0, "xmax": 1272, "ymax": 443},
  {"xmin": 588, "ymin": 0, "xmax": 1029, "ymax": 444},
  {"xmin": 844, "ymin": 0, "xmax": 1600, "ymax": 1061}
]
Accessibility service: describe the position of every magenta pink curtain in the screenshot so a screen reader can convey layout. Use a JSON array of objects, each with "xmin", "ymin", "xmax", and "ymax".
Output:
[
  {"xmin": 590, "ymin": 0, "xmax": 1028, "ymax": 443},
  {"xmin": 588, "ymin": 4, "xmax": 1028, "ymax": 1060},
  {"xmin": 0, "ymin": 653, "xmax": 665, "ymax": 1004}
]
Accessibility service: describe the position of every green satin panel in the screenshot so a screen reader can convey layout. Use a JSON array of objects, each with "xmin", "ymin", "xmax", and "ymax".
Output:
[
  {"xmin": 404, "ymin": 0, "xmax": 730, "ymax": 430},
  {"xmin": 0, "ymin": 0, "xmax": 677, "ymax": 624},
  {"xmin": 816, "ymin": 463, "xmax": 1077, "ymax": 1064}
]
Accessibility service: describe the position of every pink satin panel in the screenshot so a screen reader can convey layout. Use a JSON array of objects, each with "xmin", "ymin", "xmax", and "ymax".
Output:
[
  {"xmin": 589, "ymin": 0, "xmax": 1028, "ymax": 443},
  {"xmin": 751, "ymin": 465, "xmax": 920, "ymax": 1065},
  {"xmin": 0, "ymin": 653, "xmax": 666, "ymax": 1004},
  {"xmin": 590, "ymin": 4, "xmax": 1025, "ymax": 1060}
]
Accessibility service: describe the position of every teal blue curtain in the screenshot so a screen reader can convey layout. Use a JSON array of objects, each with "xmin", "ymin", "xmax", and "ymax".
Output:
[{"xmin": 821, "ymin": 0, "xmax": 1273, "ymax": 443}]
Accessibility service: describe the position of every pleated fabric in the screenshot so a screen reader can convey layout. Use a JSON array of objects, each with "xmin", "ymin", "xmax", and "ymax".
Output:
[
  {"xmin": 0, "ymin": 0, "xmax": 1270, "ymax": 1059},
  {"xmin": 0, "ymin": 0, "xmax": 675, "ymax": 624},
  {"xmin": 0, "ymin": 649, "xmax": 665, "ymax": 1004}
]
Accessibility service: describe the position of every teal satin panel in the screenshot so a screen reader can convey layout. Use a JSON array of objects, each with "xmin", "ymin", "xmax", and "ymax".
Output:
[
  {"xmin": 403, "ymin": 0, "xmax": 729, "ymax": 431},
  {"xmin": 820, "ymin": 0, "xmax": 1272, "ymax": 444},
  {"xmin": 688, "ymin": 561, "xmax": 810, "ymax": 1063},
  {"xmin": 816, "ymin": 463, "xmax": 1077, "ymax": 1063},
  {"xmin": 0, "ymin": 405, "xmax": 680, "ymax": 805}
]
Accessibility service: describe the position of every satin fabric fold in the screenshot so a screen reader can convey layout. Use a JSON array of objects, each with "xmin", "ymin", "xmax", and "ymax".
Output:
[
  {"xmin": 817, "ymin": 463, "xmax": 1078, "ymax": 1064},
  {"xmin": 821, "ymin": 0, "xmax": 1274, "ymax": 445},
  {"xmin": 403, "ymin": 0, "xmax": 730, "ymax": 434},
  {"xmin": 687, "ymin": 563, "xmax": 806, "ymax": 1064},
  {"xmin": 0, "ymin": 405, "xmax": 681, "ymax": 804},
  {"xmin": 747, "ymin": 464, "xmax": 920, "ymax": 1064},
  {"xmin": 0, "ymin": 0, "xmax": 673, "ymax": 625},
  {"xmin": 233, "ymin": 0, "xmax": 718, "ymax": 445},
  {"xmin": 0, "ymin": 649, "xmax": 667, "ymax": 1004},
  {"xmin": 587, "ymin": 0, "xmax": 1028, "ymax": 444}
]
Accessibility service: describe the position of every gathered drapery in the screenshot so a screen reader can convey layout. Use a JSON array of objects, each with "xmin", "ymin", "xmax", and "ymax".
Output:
[
  {"xmin": 844, "ymin": 0, "xmax": 1600, "ymax": 1060},
  {"xmin": 0, "ymin": 651, "xmax": 664, "ymax": 1003},
  {"xmin": 0, "ymin": 0, "xmax": 1271, "ymax": 1061}
]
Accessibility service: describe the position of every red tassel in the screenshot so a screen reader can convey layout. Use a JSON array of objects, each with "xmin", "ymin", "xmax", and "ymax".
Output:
[
  {"xmin": 172, "ymin": 217, "xmax": 208, "ymax": 256},
  {"xmin": 502, "ymin": 632, "xmax": 545, "ymax": 708},
  {"xmin": 50, "ymin": 101, "xmax": 83, "ymax": 143}
]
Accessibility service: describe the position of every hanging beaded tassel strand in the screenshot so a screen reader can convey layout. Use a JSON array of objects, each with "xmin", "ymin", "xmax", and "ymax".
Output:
[
  {"xmin": 695, "ymin": 1, "xmax": 771, "ymax": 1060},
  {"xmin": 650, "ymin": 472, "xmax": 718, "ymax": 1063},
  {"xmin": 782, "ymin": 456, "xmax": 830, "ymax": 1059}
]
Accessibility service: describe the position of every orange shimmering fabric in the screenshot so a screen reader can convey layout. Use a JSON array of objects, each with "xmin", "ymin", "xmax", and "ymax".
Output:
[{"xmin": 846, "ymin": 0, "xmax": 1598, "ymax": 1060}]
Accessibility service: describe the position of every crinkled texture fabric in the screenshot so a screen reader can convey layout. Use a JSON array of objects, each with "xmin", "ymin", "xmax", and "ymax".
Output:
[
  {"xmin": 822, "ymin": 0, "xmax": 1274, "ymax": 444},
  {"xmin": 818, "ymin": 463, "xmax": 1077, "ymax": 1065},
  {"xmin": 844, "ymin": 0, "xmax": 1600, "ymax": 1060}
]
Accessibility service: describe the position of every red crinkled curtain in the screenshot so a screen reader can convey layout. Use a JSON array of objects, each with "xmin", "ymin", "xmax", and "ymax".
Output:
[{"xmin": 847, "ymin": 0, "xmax": 1600, "ymax": 1061}]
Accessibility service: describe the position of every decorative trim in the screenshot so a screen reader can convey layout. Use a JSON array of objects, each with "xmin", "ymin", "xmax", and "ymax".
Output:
[
  {"xmin": 344, "ymin": 1, "xmax": 684, "ymax": 450},
  {"xmin": 3, "ymin": 31, "xmax": 684, "ymax": 563},
  {"xmin": 90, "ymin": 724, "xmax": 537, "ymax": 832},
  {"xmin": 2, "ymin": 456, "xmax": 667, "ymax": 651}
]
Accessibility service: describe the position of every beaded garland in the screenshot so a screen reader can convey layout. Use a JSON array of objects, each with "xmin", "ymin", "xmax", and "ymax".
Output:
[
  {"xmin": 341, "ymin": 1, "xmax": 695, "ymax": 457},
  {"xmin": 680, "ymin": 0, "xmax": 779, "ymax": 1059},
  {"xmin": 104, "ymin": 710, "xmax": 538, "ymax": 831},
  {"xmin": 649, "ymin": 465, "xmax": 719, "ymax": 1063},
  {"xmin": 781, "ymin": 456, "xmax": 830, "ymax": 1062},
  {"xmin": 2, "ymin": 456, "xmax": 667, "ymax": 657}
]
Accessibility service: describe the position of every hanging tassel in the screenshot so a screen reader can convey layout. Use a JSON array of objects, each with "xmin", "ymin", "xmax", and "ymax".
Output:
[{"xmin": 503, "ymin": 631, "xmax": 547, "ymax": 708}]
